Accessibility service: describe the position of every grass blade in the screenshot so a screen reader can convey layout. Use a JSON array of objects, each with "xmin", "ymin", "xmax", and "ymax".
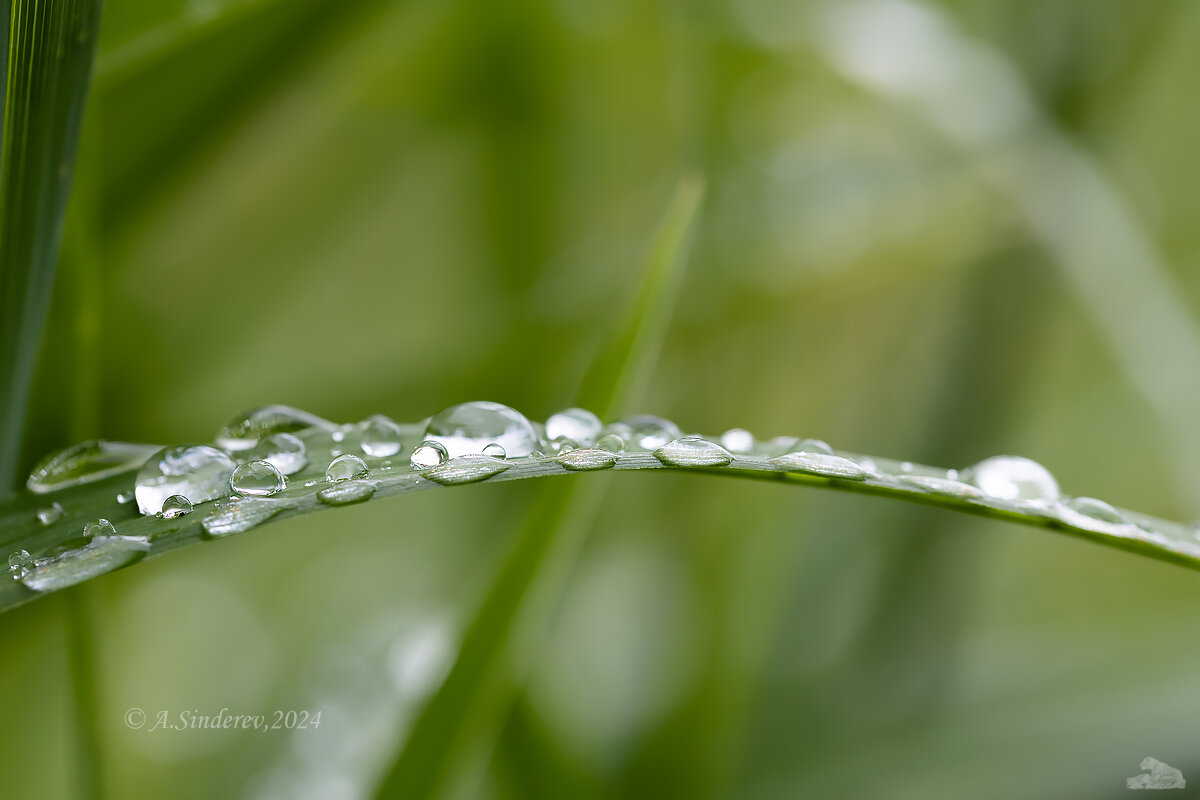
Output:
[
  {"xmin": 370, "ymin": 175, "xmax": 705, "ymax": 798},
  {"xmin": 0, "ymin": 0, "xmax": 102, "ymax": 492}
]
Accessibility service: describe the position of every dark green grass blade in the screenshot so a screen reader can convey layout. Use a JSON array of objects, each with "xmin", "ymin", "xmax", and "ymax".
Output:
[
  {"xmin": 0, "ymin": 0, "xmax": 102, "ymax": 491},
  {"xmin": 370, "ymin": 175, "xmax": 705, "ymax": 799}
]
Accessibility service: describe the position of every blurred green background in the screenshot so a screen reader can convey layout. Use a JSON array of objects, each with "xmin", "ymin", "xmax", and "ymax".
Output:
[{"xmin": 6, "ymin": 0, "xmax": 1200, "ymax": 797}]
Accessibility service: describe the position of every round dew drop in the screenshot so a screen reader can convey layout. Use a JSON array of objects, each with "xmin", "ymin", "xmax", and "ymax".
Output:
[
  {"xmin": 410, "ymin": 441, "xmax": 448, "ymax": 470},
  {"xmin": 361, "ymin": 415, "xmax": 405, "ymax": 458},
  {"xmin": 37, "ymin": 502, "xmax": 64, "ymax": 525},
  {"xmin": 595, "ymin": 433, "xmax": 625, "ymax": 454},
  {"xmin": 247, "ymin": 432, "xmax": 307, "ymax": 475},
  {"xmin": 326, "ymin": 454, "xmax": 369, "ymax": 483},
  {"xmin": 83, "ymin": 518, "xmax": 117, "ymax": 539},
  {"xmin": 231, "ymin": 460, "xmax": 286, "ymax": 497},
  {"xmin": 482, "ymin": 442, "xmax": 507, "ymax": 459},
  {"xmin": 653, "ymin": 437, "xmax": 733, "ymax": 468},
  {"xmin": 215, "ymin": 404, "xmax": 335, "ymax": 451},
  {"xmin": 544, "ymin": 408, "xmax": 603, "ymax": 446},
  {"xmin": 609, "ymin": 415, "xmax": 682, "ymax": 451},
  {"xmin": 967, "ymin": 455, "xmax": 1060, "ymax": 504},
  {"xmin": 135, "ymin": 445, "xmax": 236, "ymax": 516},
  {"xmin": 160, "ymin": 494, "xmax": 194, "ymax": 519},
  {"xmin": 720, "ymin": 428, "xmax": 755, "ymax": 454},
  {"xmin": 424, "ymin": 401, "xmax": 538, "ymax": 458},
  {"xmin": 8, "ymin": 550, "xmax": 34, "ymax": 579}
]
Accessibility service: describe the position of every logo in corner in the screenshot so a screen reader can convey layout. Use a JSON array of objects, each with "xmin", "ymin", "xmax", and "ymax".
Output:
[{"xmin": 1127, "ymin": 757, "xmax": 1185, "ymax": 790}]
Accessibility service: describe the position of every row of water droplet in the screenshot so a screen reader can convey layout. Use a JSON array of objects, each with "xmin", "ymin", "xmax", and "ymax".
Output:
[{"xmin": 10, "ymin": 401, "xmax": 1195, "ymax": 593}]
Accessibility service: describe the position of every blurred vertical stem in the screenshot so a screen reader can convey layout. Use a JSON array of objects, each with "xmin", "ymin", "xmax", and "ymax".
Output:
[
  {"xmin": 0, "ymin": 0, "xmax": 102, "ymax": 491},
  {"xmin": 373, "ymin": 176, "xmax": 704, "ymax": 799},
  {"xmin": 1, "ymin": 2, "xmax": 104, "ymax": 797}
]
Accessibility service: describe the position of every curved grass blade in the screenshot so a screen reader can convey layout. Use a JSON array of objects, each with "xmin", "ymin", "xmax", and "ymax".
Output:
[{"xmin": 0, "ymin": 0, "xmax": 102, "ymax": 492}]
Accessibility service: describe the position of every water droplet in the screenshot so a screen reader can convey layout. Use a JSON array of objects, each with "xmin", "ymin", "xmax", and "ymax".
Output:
[
  {"xmin": 361, "ymin": 415, "xmax": 405, "ymax": 458},
  {"xmin": 27, "ymin": 440, "xmax": 159, "ymax": 494},
  {"xmin": 423, "ymin": 455, "xmax": 511, "ymax": 485},
  {"xmin": 770, "ymin": 452, "xmax": 874, "ymax": 480},
  {"xmin": 20, "ymin": 536, "xmax": 150, "ymax": 592},
  {"xmin": 410, "ymin": 441, "xmax": 448, "ymax": 469},
  {"xmin": 653, "ymin": 437, "xmax": 733, "ymax": 467},
  {"xmin": 37, "ymin": 502, "xmax": 64, "ymax": 525},
  {"xmin": 550, "ymin": 436, "xmax": 578, "ymax": 454},
  {"xmin": 8, "ymin": 550, "xmax": 33, "ymax": 580},
  {"xmin": 326, "ymin": 454, "xmax": 368, "ymax": 483},
  {"xmin": 117, "ymin": 491, "xmax": 134, "ymax": 504},
  {"xmin": 595, "ymin": 433, "xmax": 625, "ymax": 453},
  {"xmin": 231, "ymin": 460, "xmax": 285, "ymax": 497},
  {"xmin": 318, "ymin": 480, "xmax": 377, "ymax": 506},
  {"xmin": 1059, "ymin": 496, "xmax": 1134, "ymax": 534},
  {"xmin": 720, "ymin": 428, "xmax": 755, "ymax": 454},
  {"xmin": 482, "ymin": 442, "xmax": 507, "ymax": 459},
  {"xmin": 202, "ymin": 498, "xmax": 284, "ymax": 537},
  {"xmin": 528, "ymin": 450, "xmax": 546, "ymax": 458},
  {"xmin": 792, "ymin": 438, "xmax": 835, "ymax": 456},
  {"xmin": 160, "ymin": 495, "xmax": 194, "ymax": 519},
  {"xmin": 897, "ymin": 474, "xmax": 981, "ymax": 499},
  {"xmin": 966, "ymin": 455, "xmax": 1059, "ymax": 505},
  {"xmin": 424, "ymin": 401, "xmax": 538, "ymax": 458},
  {"xmin": 332, "ymin": 429, "xmax": 346, "ymax": 443},
  {"xmin": 135, "ymin": 445, "xmax": 236, "ymax": 516},
  {"xmin": 215, "ymin": 405, "xmax": 335, "ymax": 451},
  {"xmin": 247, "ymin": 432, "xmax": 307, "ymax": 475},
  {"xmin": 83, "ymin": 518, "xmax": 117, "ymax": 538},
  {"xmin": 545, "ymin": 408, "xmax": 602, "ymax": 446},
  {"xmin": 556, "ymin": 448, "xmax": 619, "ymax": 471},
  {"xmin": 607, "ymin": 415, "xmax": 682, "ymax": 451}
]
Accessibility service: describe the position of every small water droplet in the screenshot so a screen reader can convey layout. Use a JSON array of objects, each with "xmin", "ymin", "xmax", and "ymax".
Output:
[
  {"xmin": 231, "ymin": 460, "xmax": 285, "ymax": 497},
  {"xmin": 653, "ymin": 437, "xmax": 733, "ymax": 467},
  {"xmin": 550, "ymin": 436, "xmax": 578, "ymax": 453},
  {"xmin": 424, "ymin": 401, "xmax": 539, "ymax": 458},
  {"xmin": 595, "ymin": 433, "xmax": 625, "ymax": 453},
  {"xmin": 202, "ymin": 498, "xmax": 284, "ymax": 537},
  {"xmin": 332, "ymin": 430, "xmax": 346, "ymax": 443},
  {"xmin": 326, "ymin": 454, "xmax": 368, "ymax": 483},
  {"xmin": 545, "ymin": 408, "xmax": 602, "ymax": 446},
  {"xmin": 770, "ymin": 452, "xmax": 874, "ymax": 480},
  {"xmin": 247, "ymin": 432, "xmax": 307, "ymax": 475},
  {"xmin": 318, "ymin": 480, "xmax": 377, "ymax": 506},
  {"xmin": 8, "ymin": 550, "xmax": 33, "ymax": 580},
  {"xmin": 720, "ymin": 428, "xmax": 755, "ymax": 454},
  {"xmin": 1059, "ymin": 496, "xmax": 1135, "ymax": 534},
  {"xmin": 135, "ymin": 445, "xmax": 236, "ymax": 515},
  {"xmin": 117, "ymin": 491, "xmax": 134, "ymax": 504},
  {"xmin": 37, "ymin": 502, "xmax": 64, "ymax": 525},
  {"xmin": 528, "ymin": 450, "xmax": 546, "ymax": 458},
  {"xmin": 20, "ymin": 535, "xmax": 150, "ymax": 592},
  {"xmin": 482, "ymin": 442, "xmax": 507, "ymax": 459},
  {"xmin": 83, "ymin": 518, "xmax": 117, "ymax": 538},
  {"xmin": 361, "ymin": 415, "xmax": 405, "ymax": 458},
  {"xmin": 897, "ymin": 474, "xmax": 981, "ymax": 499},
  {"xmin": 793, "ymin": 438, "xmax": 835, "ymax": 456},
  {"xmin": 410, "ymin": 441, "xmax": 448, "ymax": 469},
  {"xmin": 160, "ymin": 495, "xmax": 194, "ymax": 519},
  {"xmin": 216, "ymin": 405, "xmax": 335, "ymax": 451},
  {"xmin": 423, "ymin": 455, "xmax": 511, "ymax": 485},
  {"xmin": 27, "ymin": 440, "xmax": 159, "ymax": 494},
  {"xmin": 966, "ymin": 455, "xmax": 1059, "ymax": 505},
  {"xmin": 607, "ymin": 415, "xmax": 682, "ymax": 451},
  {"xmin": 556, "ymin": 449, "xmax": 619, "ymax": 471}
]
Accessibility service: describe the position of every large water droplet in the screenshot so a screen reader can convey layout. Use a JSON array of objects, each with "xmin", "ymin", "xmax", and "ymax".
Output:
[
  {"xmin": 21, "ymin": 536, "xmax": 150, "ymax": 592},
  {"xmin": 318, "ymin": 480, "xmax": 377, "ymax": 506},
  {"xmin": 556, "ymin": 448, "xmax": 619, "ymax": 471},
  {"xmin": 83, "ymin": 518, "xmax": 117, "ymax": 539},
  {"xmin": 545, "ymin": 408, "xmax": 602, "ymax": 446},
  {"xmin": 37, "ymin": 502, "xmax": 64, "ymax": 525},
  {"xmin": 8, "ymin": 550, "xmax": 33, "ymax": 580},
  {"xmin": 423, "ymin": 455, "xmax": 511, "ymax": 485},
  {"xmin": 966, "ymin": 455, "xmax": 1059, "ymax": 505},
  {"xmin": 361, "ymin": 415, "xmax": 405, "ymax": 458},
  {"xmin": 160, "ymin": 495, "xmax": 194, "ymax": 519},
  {"xmin": 231, "ymin": 460, "xmax": 285, "ymax": 497},
  {"xmin": 27, "ymin": 440, "xmax": 159, "ymax": 494},
  {"xmin": 326, "ymin": 454, "xmax": 369, "ymax": 483},
  {"xmin": 424, "ymin": 401, "xmax": 538, "ymax": 458},
  {"xmin": 606, "ymin": 415, "xmax": 682, "ymax": 451},
  {"xmin": 720, "ymin": 428, "xmax": 755, "ymax": 454},
  {"xmin": 215, "ymin": 405, "xmax": 335, "ymax": 451},
  {"xmin": 410, "ymin": 441, "xmax": 448, "ymax": 469},
  {"xmin": 246, "ymin": 432, "xmax": 307, "ymax": 475},
  {"xmin": 202, "ymin": 498, "xmax": 284, "ymax": 537},
  {"xmin": 653, "ymin": 437, "xmax": 733, "ymax": 467},
  {"xmin": 595, "ymin": 433, "xmax": 625, "ymax": 454},
  {"xmin": 770, "ymin": 451, "xmax": 874, "ymax": 480},
  {"xmin": 135, "ymin": 446, "xmax": 236, "ymax": 516}
]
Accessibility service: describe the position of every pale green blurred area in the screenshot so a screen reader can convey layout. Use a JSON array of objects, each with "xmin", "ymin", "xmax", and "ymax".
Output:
[{"xmin": 5, "ymin": 0, "xmax": 1200, "ymax": 797}]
